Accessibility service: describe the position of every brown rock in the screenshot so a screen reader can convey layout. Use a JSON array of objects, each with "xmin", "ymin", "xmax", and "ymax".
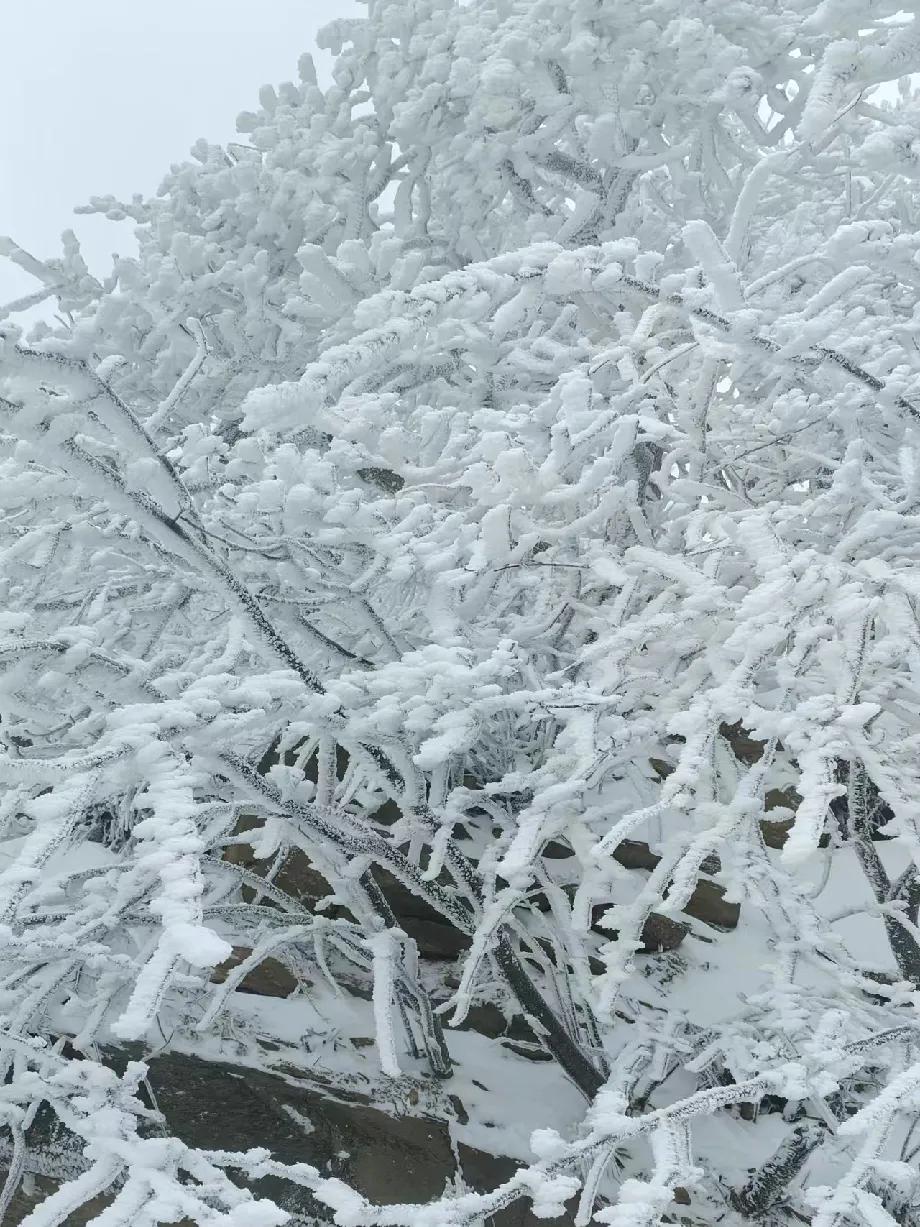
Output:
[
  {"xmin": 610, "ymin": 840, "xmax": 740, "ymax": 931},
  {"xmin": 543, "ymin": 839, "xmax": 575, "ymax": 859},
  {"xmin": 640, "ymin": 912, "xmax": 689, "ymax": 952},
  {"xmin": 612, "ymin": 840, "xmax": 660, "ymax": 872},
  {"xmin": 222, "ymin": 838, "xmax": 333, "ymax": 907},
  {"xmin": 765, "ymin": 786, "xmax": 801, "ymax": 812},
  {"xmin": 760, "ymin": 817, "xmax": 795, "ymax": 849},
  {"xmin": 682, "ymin": 879, "xmax": 740, "ymax": 931},
  {"xmin": 399, "ymin": 917, "xmax": 472, "ymax": 960},
  {"xmin": 591, "ymin": 906, "xmax": 688, "ymax": 952},
  {"xmin": 441, "ymin": 1001, "xmax": 538, "ymax": 1043},
  {"xmin": 136, "ymin": 1050, "xmax": 572, "ymax": 1226},
  {"xmin": 719, "ymin": 721, "xmax": 766, "ymax": 764},
  {"xmin": 649, "ymin": 758, "xmax": 674, "ymax": 780},
  {"xmin": 760, "ymin": 786, "xmax": 802, "ymax": 849},
  {"xmin": 0, "ymin": 1179, "xmax": 116, "ymax": 1227},
  {"xmin": 223, "ymin": 837, "xmax": 471, "ymax": 963},
  {"xmin": 212, "ymin": 947, "xmax": 299, "ymax": 998},
  {"xmin": 373, "ymin": 868, "xmax": 472, "ymax": 961}
]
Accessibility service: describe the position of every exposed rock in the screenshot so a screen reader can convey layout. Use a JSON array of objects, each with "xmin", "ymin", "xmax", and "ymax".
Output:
[
  {"xmin": 610, "ymin": 840, "xmax": 740, "ymax": 931},
  {"xmin": 357, "ymin": 466, "xmax": 405, "ymax": 493},
  {"xmin": 543, "ymin": 839, "xmax": 575, "ymax": 859},
  {"xmin": 456, "ymin": 1146, "xmax": 577, "ymax": 1224},
  {"xmin": 212, "ymin": 946, "xmax": 299, "ymax": 998},
  {"xmin": 438, "ymin": 995, "xmax": 540, "ymax": 1043},
  {"xmin": 759, "ymin": 787, "xmax": 802, "ymax": 849},
  {"xmin": 370, "ymin": 866, "xmax": 474, "ymax": 959},
  {"xmin": 0, "ymin": 1178, "xmax": 118, "ymax": 1226},
  {"xmin": 760, "ymin": 816, "xmax": 795, "ymax": 849},
  {"xmin": 399, "ymin": 916, "xmax": 472, "ymax": 960},
  {"xmin": 222, "ymin": 838, "xmax": 334, "ymax": 908},
  {"xmin": 681, "ymin": 879, "xmax": 740, "ymax": 931},
  {"xmin": 592, "ymin": 906, "xmax": 689, "ymax": 952},
  {"xmin": 718, "ymin": 720, "xmax": 767, "ymax": 765},
  {"xmin": 6, "ymin": 1049, "xmax": 574, "ymax": 1225},
  {"xmin": 652, "ymin": 738, "xmax": 819, "ymax": 858},
  {"xmin": 468, "ymin": 1006, "xmax": 538, "ymax": 1044},
  {"xmin": 373, "ymin": 866, "xmax": 452, "ymax": 922},
  {"xmin": 158, "ymin": 1051, "xmax": 568, "ymax": 1225},
  {"xmin": 639, "ymin": 912, "xmax": 690, "ymax": 953},
  {"xmin": 648, "ymin": 757, "xmax": 674, "ymax": 780},
  {"xmin": 765, "ymin": 786, "xmax": 800, "ymax": 812},
  {"xmin": 222, "ymin": 838, "xmax": 473, "ymax": 963},
  {"xmin": 612, "ymin": 840, "xmax": 660, "ymax": 873}
]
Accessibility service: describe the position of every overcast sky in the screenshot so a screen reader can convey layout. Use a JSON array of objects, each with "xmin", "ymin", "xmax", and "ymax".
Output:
[{"xmin": 0, "ymin": 0, "xmax": 357, "ymax": 307}]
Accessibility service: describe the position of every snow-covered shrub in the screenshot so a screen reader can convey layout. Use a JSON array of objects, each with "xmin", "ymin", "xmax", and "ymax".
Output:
[{"xmin": 4, "ymin": 0, "xmax": 920, "ymax": 1222}]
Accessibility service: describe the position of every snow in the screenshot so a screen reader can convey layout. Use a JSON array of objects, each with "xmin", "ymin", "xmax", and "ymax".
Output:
[{"xmin": 5, "ymin": 0, "xmax": 920, "ymax": 1222}]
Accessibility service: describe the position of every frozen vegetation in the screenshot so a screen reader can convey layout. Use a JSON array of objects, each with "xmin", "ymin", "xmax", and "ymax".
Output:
[{"xmin": 3, "ymin": 0, "xmax": 920, "ymax": 1223}]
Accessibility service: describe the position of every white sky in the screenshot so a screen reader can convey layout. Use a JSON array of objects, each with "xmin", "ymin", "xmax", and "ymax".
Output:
[{"xmin": 0, "ymin": 0, "xmax": 358, "ymax": 308}]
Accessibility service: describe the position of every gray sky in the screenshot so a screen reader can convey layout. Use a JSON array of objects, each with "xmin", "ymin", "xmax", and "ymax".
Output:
[{"xmin": 0, "ymin": 0, "xmax": 357, "ymax": 308}]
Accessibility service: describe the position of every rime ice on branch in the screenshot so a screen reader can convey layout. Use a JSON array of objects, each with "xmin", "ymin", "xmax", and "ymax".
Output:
[{"xmin": 3, "ymin": 0, "xmax": 920, "ymax": 1223}]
